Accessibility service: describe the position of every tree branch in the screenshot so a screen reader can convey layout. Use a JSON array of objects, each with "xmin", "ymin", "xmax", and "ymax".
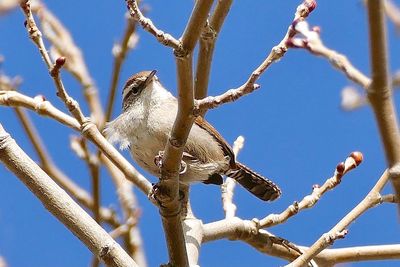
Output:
[
  {"xmin": 384, "ymin": 0, "xmax": 400, "ymax": 31},
  {"xmin": 366, "ymin": 0, "xmax": 400, "ymax": 204},
  {"xmin": 0, "ymin": 90, "xmax": 152, "ymax": 196},
  {"xmin": 105, "ymin": 14, "xmax": 138, "ymax": 127},
  {"xmin": 101, "ymin": 155, "xmax": 148, "ymax": 267},
  {"xmin": 0, "ymin": 91, "xmax": 80, "ymax": 130},
  {"xmin": 194, "ymin": 0, "xmax": 317, "ymax": 113},
  {"xmin": 127, "ymin": 0, "xmax": 214, "ymax": 265},
  {"xmin": 157, "ymin": 0, "xmax": 214, "ymax": 264},
  {"xmin": 288, "ymin": 19, "xmax": 370, "ymax": 88},
  {"xmin": 316, "ymin": 244, "xmax": 400, "ymax": 264},
  {"xmin": 259, "ymin": 152, "xmax": 363, "ymax": 228},
  {"xmin": 31, "ymin": 0, "xmax": 104, "ymax": 123},
  {"xmin": 194, "ymin": 0, "xmax": 233, "ymax": 106},
  {"xmin": 0, "ymin": 0, "xmax": 19, "ymax": 14},
  {"xmin": 202, "ymin": 217, "xmax": 302, "ymax": 263},
  {"xmin": 20, "ymin": 1, "xmax": 152, "ymax": 196},
  {"xmin": 15, "ymin": 107, "xmax": 119, "ymax": 226},
  {"xmin": 287, "ymin": 170, "xmax": 390, "ymax": 266},
  {"xmin": 125, "ymin": 0, "xmax": 181, "ymax": 51},
  {"xmin": 0, "ymin": 124, "xmax": 137, "ymax": 267},
  {"xmin": 221, "ymin": 135, "xmax": 244, "ymax": 218}
]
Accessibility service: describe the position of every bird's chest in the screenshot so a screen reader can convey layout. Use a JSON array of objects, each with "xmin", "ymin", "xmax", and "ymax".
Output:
[{"xmin": 129, "ymin": 119, "xmax": 169, "ymax": 175}]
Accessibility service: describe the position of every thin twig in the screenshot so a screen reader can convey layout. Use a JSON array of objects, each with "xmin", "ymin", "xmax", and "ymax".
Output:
[
  {"xmin": 194, "ymin": 0, "xmax": 317, "ymax": 113},
  {"xmin": 21, "ymin": 2, "xmax": 87, "ymax": 122},
  {"xmin": 0, "ymin": 89, "xmax": 151, "ymax": 195},
  {"xmin": 259, "ymin": 152, "xmax": 363, "ymax": 228},
  {"xmin": 70, "ymin": 136, "xmax": 102, "ymax": 223},
  {"xmin": 221, "ymin": 135, "xmax": 244, "ymax": 218},
  {"xmin": 384, "ymin": 0, "xmax": 400, "ymax": 31},
  {"xmin": 104, "ymin": 14, "xmax": 138, "ymax": 127},
  {"xmin": 101, "ymin": 155, "xmax": 148, "ymax": 267},
  {"xmin": 288, "ymin": 19, "xmax": 370, "ymax": 88},
  {"xmin": 287, "ymin": 170, "xmax": 390, "ymax": 266},
  {"xmin": 0, "ymin": 0, "xmax": 19, "ymax": 14},
  {"xmin": 125, "ymin": 0, "xmax": 181, "ymax": 51},
  {"xmin": 20, "ymin": 1, "xmax": 152, "ymax": 195},
  {"xmin": 32, "ymin": 1, "xmax": 104, "ymax": 123}
]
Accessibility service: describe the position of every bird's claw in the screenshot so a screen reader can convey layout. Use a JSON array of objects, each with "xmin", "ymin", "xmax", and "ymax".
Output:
[
  {"xmin": 154, "ymin": 151, "xmax": 187, "ymax": 174},
  {"xmin": 154, "ymin": 151, "xmax": 164, "ymax": 168},
  {"xmin": 179, "ymin": 161, "xmax": 187, "ymax": 174}
]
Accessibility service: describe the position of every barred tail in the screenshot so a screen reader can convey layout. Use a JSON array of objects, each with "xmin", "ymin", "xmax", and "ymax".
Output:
[{"xmin": 225, "ymin": 162, "xmax": 281, "ymax": 201}]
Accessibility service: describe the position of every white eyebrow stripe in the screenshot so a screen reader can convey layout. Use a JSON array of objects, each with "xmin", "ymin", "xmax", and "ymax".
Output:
[{"xmin": 123, "ymin": 84, "xmax": 134, "ymax": 100}]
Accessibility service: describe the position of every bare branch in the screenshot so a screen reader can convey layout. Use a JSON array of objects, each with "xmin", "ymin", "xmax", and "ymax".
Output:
[
  {"xmin": 125, "ymin": 0, "xmax": 181, "ymax": 51},
  {"xmin": 366, "ymin": 0, "xmax": 400, "ymax": 203},
  {"xmin": 316, "ymin": 244, "xmax": 400, "ymax": 264},
  {"xmin": 20, "ymin": 1, "xmax": 152, "ymax": 195},
  {"xmin": 20, "ymin": 0, "xmax": 86, "ymax": 123},
  {"xmin": 0, "ymin": 89, "xmax": 152, "ymax": 195},
  {"xmin": 31, "ymin": 1, "xmax": 104, "ymax": 123},
  {"xmin": 259, "ymin": 152, "xmax": 363, "ymax": 228},
  {"xmin": 0, "ymin": 75, "xmax": 120, "ymax": 226},
  {"xmin": 0, "ymin": 91, "xmax": 80, "ymax": 130},
  {"xmin": 202, "ymin": 217, "xmax": 302, "ymax": 263},
  {"xmin": 288, "ymin": 19, "xmax": 371, "ymax": 88},
  {"xmin": 20, "ymin": 2, "xmax": 87, "ymax": 122},
  {"xmin": 221, "ymin": 135, "xmax": 244, "ymax": 218},
  {"xmin": 287, "ymin": 170, "xmax": 390, "ymax": 266},
  {"xmin": 105, "ymin": 14, "xmax": 138, "ymax": 126},
  {"xmin": 180, "ymin": 186, "xmax": 203, "ymax": 267},
  {"xmin": 194, "ymin": 0, "xmax": 317, "ymax": 113},
  {"xmin": 70, "ymin": 136, "xmax": 102, "ymax": 223},
  {"xmin": 0, "ymin": 0, "xmax": 20, "ymax": 14},
  {"xmin": 194, "ymin": 0, "xmax": 233, "ymax": 105},
  {"xmin": 101, "ymin": 155, "xmax": 148, "ymax": 267},
  {"xmin": 0, "ymin": 124, "xmax": 138, "ymax": 267},
  {"xmin": 384, "ymin": 0, "xmax": 400, "ymax": 31}
]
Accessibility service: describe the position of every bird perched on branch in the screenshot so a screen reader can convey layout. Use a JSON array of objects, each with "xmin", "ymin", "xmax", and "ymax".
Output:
[{"xmin": 104, "ymin": 70, "xmax": 281, "ymax": 201}]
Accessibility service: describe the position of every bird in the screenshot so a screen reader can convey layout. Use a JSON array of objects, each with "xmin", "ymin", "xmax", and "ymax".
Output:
[{"xmin": 104, "ymin": 70, "xmax": 281, "ymax": 201}]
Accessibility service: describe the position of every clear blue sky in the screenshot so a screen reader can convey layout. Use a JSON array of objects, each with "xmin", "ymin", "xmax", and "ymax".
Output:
[{"xmin": 0, "ymin": 1, "xmax": 399, "ymax": 266}]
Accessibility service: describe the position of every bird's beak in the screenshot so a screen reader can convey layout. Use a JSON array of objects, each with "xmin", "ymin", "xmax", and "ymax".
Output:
[{"xmin": 145, "ymin": 70, "xmax": 157, "ymax": 86}]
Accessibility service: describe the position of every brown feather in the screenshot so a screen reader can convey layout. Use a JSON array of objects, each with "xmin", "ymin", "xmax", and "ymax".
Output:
[{"xmin": 194, "ymin": 116, "xmax": 236, "ymax": 168}]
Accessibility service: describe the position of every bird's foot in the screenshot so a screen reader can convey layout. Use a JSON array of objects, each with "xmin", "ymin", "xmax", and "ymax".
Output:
[
  {"xmin": 179, "ymin": 161, "xmax": 187, "ymax": 174},
  {"xmin": 154, "ymin": 151, "xmax": 164, "ymax": 169},
  {"xmin": 154, "ymin": 151, "xmax": 187, "ymax": 174}
]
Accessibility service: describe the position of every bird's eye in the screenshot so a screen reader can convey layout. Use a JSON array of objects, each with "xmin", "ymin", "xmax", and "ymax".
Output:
[
  {"xmin": 123, "ymin": 84, "xmax": 142, "ymax": 104},
  {"xmin": 131, "ymin": 86, "xmax": 140, "ymax": 95}
]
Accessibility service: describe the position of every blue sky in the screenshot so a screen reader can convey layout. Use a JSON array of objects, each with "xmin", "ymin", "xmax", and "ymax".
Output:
[{"xmin": 0, "ymin": 1, "xmax": 399, "ymax": 266}]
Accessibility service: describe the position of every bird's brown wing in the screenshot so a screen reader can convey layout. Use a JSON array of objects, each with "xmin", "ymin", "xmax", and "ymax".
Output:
[{"xmin": 194, "ymin": 116, "xmax": 236, "ymax": 168}]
